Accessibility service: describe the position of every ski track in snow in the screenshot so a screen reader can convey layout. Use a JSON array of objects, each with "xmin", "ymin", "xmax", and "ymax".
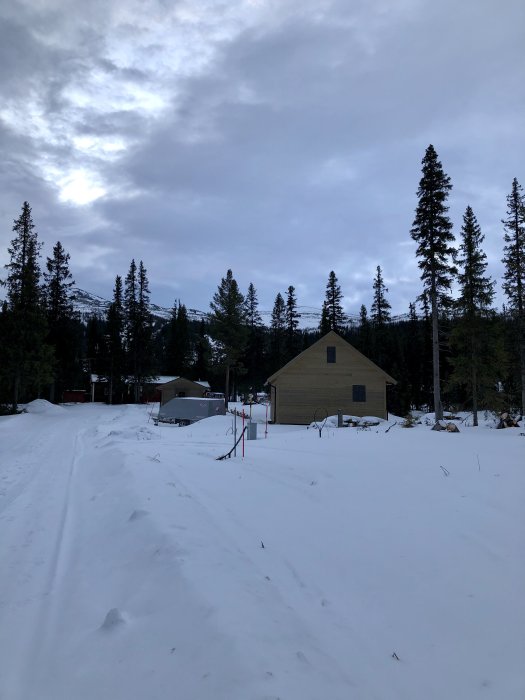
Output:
[{"xmin": 0, "ymin": 404, "xmax": 524, "ymax": 700}]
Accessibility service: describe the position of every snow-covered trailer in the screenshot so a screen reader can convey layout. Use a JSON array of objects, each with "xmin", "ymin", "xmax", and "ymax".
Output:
[{"xmin": 157, "ymin": 397, "xmax": 225, "ymax": 425}]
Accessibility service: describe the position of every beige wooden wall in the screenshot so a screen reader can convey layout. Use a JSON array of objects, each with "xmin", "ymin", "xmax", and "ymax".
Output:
[
  {"xmin": 160, "ymin": 379, "xmax": 207, "ymax": 405},
  {"xmin": 271, "ymin": 335, "xmax": 388, "ymax": 423}
]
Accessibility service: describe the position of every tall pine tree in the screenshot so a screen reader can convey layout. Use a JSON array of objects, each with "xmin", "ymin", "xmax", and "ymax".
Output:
[
  {"xmin": 501, "ymin": 178, "xmax": 525, "ymax": 414},
  {"xmin": 209, "ymin": 269, "xmax": 246, "ymax": 407},
  {"xmin": 124, "ymin": 259, "xmax": 155, "ymax": 402},
  {"xmin": 1, "ymin": 202, "xmax": 52, "ymax": 410},
  {"xmin": 242, "ymin": 282, "xmax": 265, "ymax": 390},
  {"xmin": 370, "ymin": 265, "xmax": 392, "ymax": 370},
  {"xmin": 270, "ymin": 292, "xmax": 286, "ymax": 370},
  {"xmin": 449, "ymin": 206, "xmax": 503, "ymax": 424},
  {"xmin": 285, "ymin": 285, "xmax": 301, "ymax": 361},
  {"xmin": 165, "ymin": 301, "xmax": 192, "ymax": 377},
  {"xmin": 104, "ymin": 275, "xmax": 126, "ymax": 404},
  {"xmin": 43, "ymin": 241, "xmax": 80, "ymax": 402},
  {"xmin": 370, "ymin": 265, "xmax": 391, "ymax": 325},
  {"xmin": 410, "ymin": 145, "xmax": 456, "ymax": 421},
  {"xmin": 321, "ymin": 271, "xmax": 345, "ymax": 333},
  {"xmin": 319, "ymin": 303, "xmax": 331, "ymax": 335}
]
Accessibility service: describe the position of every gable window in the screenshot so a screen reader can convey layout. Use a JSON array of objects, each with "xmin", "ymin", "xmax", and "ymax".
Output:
[
  {"xmin": 327, "ymin": 346, "xmax": 336, "ymax": 363},
  {"xmin": 352, "ymin": 384, "xmax": 366, "ymax": 402}
]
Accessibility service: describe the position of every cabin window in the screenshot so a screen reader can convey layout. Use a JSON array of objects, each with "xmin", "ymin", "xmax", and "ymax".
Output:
[
  {"xmin": 352, "ymin": 385, "xmax": 366, "ymax": 402},
  {"xmin": 327, "ymin": 346, "xmax": 336, "ymax": 363}
]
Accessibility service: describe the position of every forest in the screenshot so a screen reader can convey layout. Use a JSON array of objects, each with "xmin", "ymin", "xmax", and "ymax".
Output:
[{"xmin": 1, "ymin": 147, "xmax": 524, "ymax": 420}]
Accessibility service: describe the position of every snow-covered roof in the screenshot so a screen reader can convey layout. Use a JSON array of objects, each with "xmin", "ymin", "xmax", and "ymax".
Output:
[
  {"xmin": 156, "ymin": 377, "xmax": 210, "ymax": 389},
  {"xmin": 90, "ymin": 375, "xmax": 177, "ymax": 385},
  {"xmin": 155, "ymin": 376, "xmax": 179, "ymax": 385}
]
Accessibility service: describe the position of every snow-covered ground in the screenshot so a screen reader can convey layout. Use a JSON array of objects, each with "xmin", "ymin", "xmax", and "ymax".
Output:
[{"xmin": 0, "ymin": 401, "xmax": 523, "ymax": 700}]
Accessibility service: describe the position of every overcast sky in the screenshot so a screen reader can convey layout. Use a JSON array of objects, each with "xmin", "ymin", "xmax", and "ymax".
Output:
[{"xmin": 1, "ymin": 0, "xmax": 524, "ymax": 322}]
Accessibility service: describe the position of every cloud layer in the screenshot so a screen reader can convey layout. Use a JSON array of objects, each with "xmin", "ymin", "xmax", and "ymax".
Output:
[{"xmin": 1, "ymin": 0, "xmax": 524, "ymax": 319}]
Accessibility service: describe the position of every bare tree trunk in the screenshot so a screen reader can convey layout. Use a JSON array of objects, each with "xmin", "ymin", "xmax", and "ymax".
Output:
[
  {"xmin": 224, "ymin": 363, "xmax": 230, "ymax": 409},
  {"xmin": 520, "ymin": 332, "xmax": 525, "ymax": 416},
  {"xmin": 471, "ymin": 363, "xmax": 478, "ymax": 426},
  {"xmin": 13, "ymin": 373, "xmax": 20, "ymax": 413},
  {"xmin": 431, "ymin": 289, "xmax": 443, "ymax": 421},
  {"xmin": 470, "ymin": 333, "xmax": 478, "ymax": 427}
]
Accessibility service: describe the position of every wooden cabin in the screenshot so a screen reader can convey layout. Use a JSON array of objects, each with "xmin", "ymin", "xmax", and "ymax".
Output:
[
  {"xmin": 267, "ymin": 331, "xmax": 396, "ymax": 424},
  {"xmin": 89, "ymin": 375, "xmax": 179, "ymax": 403},
  {"xmin": 157, "ymin": 377, "xmax": 211, "ymax": 406}
]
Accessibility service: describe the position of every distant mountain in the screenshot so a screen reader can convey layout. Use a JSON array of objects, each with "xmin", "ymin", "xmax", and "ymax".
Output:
[
  {"xmin": 70, "ymin": 288, "xmax": 373, "ymax": 328},
  {"xmin": 70, "ymin": 288, "xmax": 208, "ymax": 323}
]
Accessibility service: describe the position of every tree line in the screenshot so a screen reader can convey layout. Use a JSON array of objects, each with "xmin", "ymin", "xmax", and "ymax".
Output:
[{"xmin": 1, "ymin": 146, "xmax": 524, "ymax": 420}]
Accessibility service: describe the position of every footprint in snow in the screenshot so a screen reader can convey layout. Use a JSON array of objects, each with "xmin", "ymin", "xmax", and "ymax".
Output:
[
  {"xmin": 128, "ymin": 509, "xmax": 149, "ymax": 521},
  {"xmin": 100, "ymin": 608, "xmax": 126, "ymax": 630},
  {"xmin": 296, "ymin": 651, "xmax": 310, "ymax": 665}
]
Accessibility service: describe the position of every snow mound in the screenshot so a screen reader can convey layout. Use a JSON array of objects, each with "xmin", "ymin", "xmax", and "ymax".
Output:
[
  {"xmin": 100, "ymin": 608, "xmax": 126, "ymax": 630},
  {"xmin": 178, "ymin": 414, "xmax": 234, "ymax": 436},
  {"xmin": 25, "ymin": 399, "xmax": 66, "ymax": 415},
  {"xmin": 309, "ymin": 414, "xmax": 386, "ymax": 429}
]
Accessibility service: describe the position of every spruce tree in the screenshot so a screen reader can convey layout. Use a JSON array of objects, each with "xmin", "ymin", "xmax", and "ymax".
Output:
[
  {"xmin": 242, "ymin": 282, "xmax": 265, "ymax": 390},
  {"xmin": 44, "ymin": 242, "xmax": 75, "ymax": 321},
  {"xmin": 285, "ymin": 285, "xmax": 301, "ymax": 360},
  {"xmin": 270, "ymin": 292, "xmax": 286, "ymax": 369},
  {"xmin": 410, "ymin": 145, "xmax": 456, "ymax": 421},
  {"xmin": 406, "ymin": 301, "xmax": 424, "ymax": 410},
  {"xmin": 370, "ymin": 265, "xmax": 391, "ymax": 325},
  {"xmin": 192, "ymin": 320, "xmax": 212, "ymax": 382},
  {"xmin": 124, "ymin": 259, "xmax": 138, "ymax": 398},
  {"xmin": 322, "ymin": 271, "xmax": 345, "ymax": 333},
  {"xmin": 501, "ymin": 178, "xmax": 525, "ymax": 414},
  {"xmin": 166, "ymin": 301, "xmax": 191, "ymax": 377},
  {"xmin": 165, "ymin": 301, "xmax": 179, "ymax": 376},
  {"xmin": 209, "ymin": 269, "xmax": 246, "ymax": 407},
  {"xmin": 104, "ymin": 275, "xmax": 126, "ymax": 403},
  {"xmin": 124, "ymin": 260, "xmax": 155, "ymax": 402},
  {"xmin": 2, "ymin": 202, "xmax": 53, "ymax": 409},
  {"xmin": 43, "ymin": 241, "xmax": 80, "ymax": 402},
  {"xmin": 357, "ymin": 304, "xmax": 371, "ymax": 357},
  {"xmin": 244, "ymin": 283, "xmax": 263, "ymax": 329},
  {"xmin": 449, "ymin": 207, "xmax": 502, "ymax": 424},
  {"xmin": 135, "ymin": 260, "xmax": 155, "ymax": 399},
  {"xmin": 370, "ymin": 265, "xmax": 391, "ymax": 370},
  {"xmin": 319, "ymin": 302, "xmax": 331, "ymax": 335}
]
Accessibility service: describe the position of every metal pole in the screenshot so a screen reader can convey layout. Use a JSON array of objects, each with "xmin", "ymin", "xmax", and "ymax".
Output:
[
  {"xmin": 234, "ymin": 410, "xmax": 237, "ymax": 457},
  {"xmin": 242, "ymin": 409, "xmax": 245, "ymax": 459}
]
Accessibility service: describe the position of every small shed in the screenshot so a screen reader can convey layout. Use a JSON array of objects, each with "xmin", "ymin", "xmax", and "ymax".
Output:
[
  {"xmin": 267, "ymin": 330, "xmax": 396, "ymax": 424},
  {"xmin": 157, "ymin": 377, "xmax": 211, "ymax": 406},
  {"xmin": 89, "ymin": 375, "xmax": 178, "ymax": 403},
  {"xmin": 158, "ymin": 397, "xmax": 226, "ymax": 425}
]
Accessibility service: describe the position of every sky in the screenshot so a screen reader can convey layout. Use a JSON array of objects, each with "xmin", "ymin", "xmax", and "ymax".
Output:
[{"xmin": 1, "ymin": 0, "xmax": 524, "ymax": 322}]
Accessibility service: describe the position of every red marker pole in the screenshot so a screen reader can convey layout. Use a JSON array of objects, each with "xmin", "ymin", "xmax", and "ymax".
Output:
[
  {"xmin": 242, "ymin": 409, "xmax": 245, "ymax": 459},
  {"xmin": 265, "ymin": 403, "xmax": 268, "ymax": 438}
]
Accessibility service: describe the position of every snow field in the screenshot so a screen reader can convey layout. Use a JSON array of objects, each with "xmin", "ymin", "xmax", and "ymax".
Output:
[{"xmin": 0, "ymin": 402, "xmax": 523, "ymax": 699}]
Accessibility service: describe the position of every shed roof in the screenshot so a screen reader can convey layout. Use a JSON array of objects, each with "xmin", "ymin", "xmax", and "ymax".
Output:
[
  {"xmin": 90, "ymin": 374, "xmax": 177, "ymax": 385},
  {"xmin": 155, "ymin": 377, "xmax": 210, "ymax": 390}
]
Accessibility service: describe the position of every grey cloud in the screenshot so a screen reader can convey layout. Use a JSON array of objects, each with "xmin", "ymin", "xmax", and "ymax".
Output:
[{"xmin": 1, "ymin": 0, "xmax": 524, "ymax": 317}]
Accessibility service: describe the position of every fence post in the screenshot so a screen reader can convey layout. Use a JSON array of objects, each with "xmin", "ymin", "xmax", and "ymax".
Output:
[{"xmin": 242, "ymin": 409, "xmax": 245, "ymax": 458}]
